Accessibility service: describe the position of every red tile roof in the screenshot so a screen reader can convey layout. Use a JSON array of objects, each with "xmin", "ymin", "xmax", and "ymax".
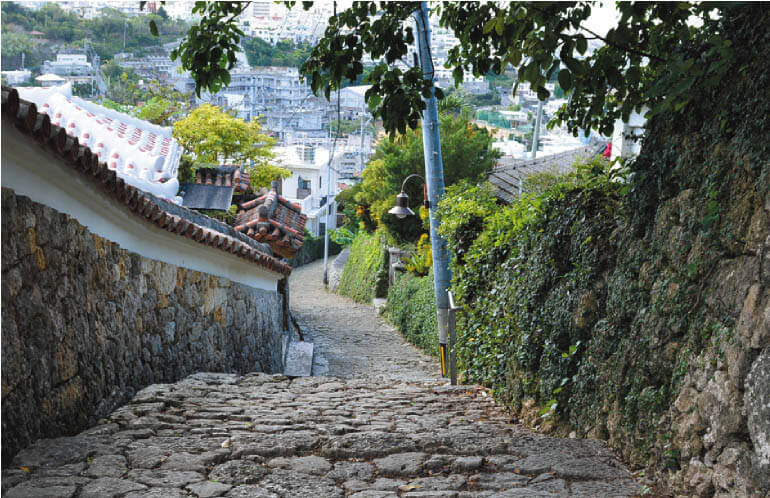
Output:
[
  {"xmin": 2, "ymin": 86, "xmax": 292, "ymax": 277},
  {"xmin": 195, "ymin": 165, "xmax": 251, "ymax": 193},
  {"xmin": 234, "ymin": 181, "xmax": 307, "ymax": 259}
]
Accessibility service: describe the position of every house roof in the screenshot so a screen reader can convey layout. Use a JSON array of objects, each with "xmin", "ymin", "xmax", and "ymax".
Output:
[
  {"xmin": 234, "ymin": 181, "xmax": 307, "ymax": 259},
  {"xmin": 16, "ymin": 84, "xmax": 183, "ymax": 204},
  {"xmin": 2, "ymin": 86, "xmax": 292, "ymax": 276},
  {"xmin": 35, "ymin": 73, "xmax": 66, "ymax": 82},
  {"xmin": 195, "ymin": 165, "xmax": 251, "ymax": 193}
]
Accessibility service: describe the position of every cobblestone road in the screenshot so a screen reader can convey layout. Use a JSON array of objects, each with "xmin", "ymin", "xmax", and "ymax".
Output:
[{"xmin": 2, "ymin": 260, "xmax": 643, "ymax": 497}]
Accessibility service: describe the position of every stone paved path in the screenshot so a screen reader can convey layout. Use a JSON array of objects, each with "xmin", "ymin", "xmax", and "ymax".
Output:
[
  {"xmin": 2, "ymin": 260, "xmax": 643, "ymax": 497},
  {"xmin": 289, "ymin": 261, "xmax": 439, "ymax": 381}
]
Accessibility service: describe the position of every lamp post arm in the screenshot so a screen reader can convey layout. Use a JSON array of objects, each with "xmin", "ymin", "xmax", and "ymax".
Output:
[{"xmin": 400, "ymin": 173, "xmax": 426, "ymax": 193}]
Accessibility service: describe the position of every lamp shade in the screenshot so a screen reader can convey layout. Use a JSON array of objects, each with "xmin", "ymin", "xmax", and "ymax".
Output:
[{"xmin": 388, "ymin": 192, "xmax": 415, "ymax": 219}]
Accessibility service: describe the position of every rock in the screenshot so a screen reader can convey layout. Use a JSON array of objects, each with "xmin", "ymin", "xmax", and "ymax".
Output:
[
  {"xmin": 124, "ymin": 489, "xmax": 188, "ymax": 498},
  {"xmin": 348, "ymin": 491, "xmax": 398, "ymax": 498},
  {"xmin": 79, "ymin": 477, "xmax": 147, "ymax": 498},
  {"xmin": 125, "ymin": 469, "xmax": 205, "ymax": 487},
  {"xmin": 569, "ymin": 479, "xmax": 642, "ymax": 497},
  {"xmin": 320, "ymin": 432, "xmax": 417, "ymax": 459},
  {"xmin": 161, "ymin": 451, "xmax": 227, "ymax": 472},
  {"xmin": 186, "ymin": 480, "xmax": 234, "ymax": 498},
  {"xmin": 208, "ymin": 460, "xmax": 269, "ymax": 485},
  {"xmin": 257, "ymin": 468, "xmax": 343, "ymax": 497},
  {"xmin": 374, "ymin": 452, "xmax": 428, "ymax": 476},
  {"xmin": 327, "ymin": 461, "xmax": 375, "ymax": 481},
  {"xmin": 85, "ymin": 454, "xmax": 128, "ymax": 478},
  {"xmin": 4, "ymin": 484, "xmax": 78, "ymax": 498},
  {"xmin": 699, "ymin": 371, "xmax": 745, "ymax": 452},
  {"xmin": 551, "ymin": 456, "xmax": 631, "ymax": 480},
  {"xmin": 745, "ymin": 348, "xmax": 770, "ymax": 490},
  {"xmin": 450, "ymin": 456, "xmax": 483, "ymax": 473},
  {"xmin": 223, "ymin": 485, "xmax": 278, "ymax": 498},
  {"xmin": 282, "ymin": 455, "xmax": 333, "ymax": 475},
  {"xmin": 473, "ymin": 472, "xmax": 529, "ymax": 490}
]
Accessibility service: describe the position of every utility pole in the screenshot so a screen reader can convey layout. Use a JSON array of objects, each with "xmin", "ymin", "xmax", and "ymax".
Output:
[
  {"xmin": 414, "ymin": 2, "xmax": 453, "ymax": 379},
  {"xmin": 530, "ymin": 98, "xmax": 543, "ymax": 159}
]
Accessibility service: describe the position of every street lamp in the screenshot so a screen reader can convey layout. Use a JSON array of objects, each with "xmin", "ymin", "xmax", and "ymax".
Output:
[{"xmin": 388, "ymin": 173, "xmax": 428, "ymax": 219}]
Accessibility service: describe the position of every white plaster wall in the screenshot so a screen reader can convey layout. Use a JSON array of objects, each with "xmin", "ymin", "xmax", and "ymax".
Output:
[{"xmin": 2, "ymin": 122, "xmax": 280, "ymax": 292}]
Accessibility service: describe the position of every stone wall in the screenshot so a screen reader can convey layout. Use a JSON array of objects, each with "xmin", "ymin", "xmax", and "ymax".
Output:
[{"xmin": 1, "ymin": 188, "xmax": 287, "ymax": 462}]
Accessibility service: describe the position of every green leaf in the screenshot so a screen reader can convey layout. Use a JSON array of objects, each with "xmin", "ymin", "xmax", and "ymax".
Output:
[
  {"xmin": 557, "ymin": 69, "xmax": 572, "ymax": 91},
  {"xmin": 483, "ymin": 18, "xmax": 497, "ymax": 34},
  {"xmin": 495, "ymin": 16, "xmax": 505, "ymax": 36},
  {"xmin": 149, "ymin": 19, "xmax": 159, "ymax": 37},
  {"xmin": 576, "ymin": 36, "xmax": 588, "ymax": 55}
]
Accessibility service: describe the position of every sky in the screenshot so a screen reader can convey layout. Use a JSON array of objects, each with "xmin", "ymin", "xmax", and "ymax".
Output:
[{"xmin": 583, "ymin": 2, "xmax": 621, "ymax": 37}]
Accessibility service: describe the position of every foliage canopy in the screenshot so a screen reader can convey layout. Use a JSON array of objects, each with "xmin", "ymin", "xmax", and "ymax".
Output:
[
  {"xmin": 339, "ymin": 112, "xmax": 500, "ymax": 242},
  {"xmin": 171, "ymin": 1, "xmax": 742, "ymax": 137},
  {"xmin": 172, "ymin": 103, "xmax": 289, "ymax": 189}
]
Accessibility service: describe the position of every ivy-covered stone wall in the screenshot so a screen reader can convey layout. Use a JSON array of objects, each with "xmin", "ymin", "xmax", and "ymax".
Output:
[
  {"xmin": 437, "ymin": 7, "xmax": 770, "ymax": 495},
  {"xmin": 1, "ymin": 189, "xmax": 287, "ymax": 463}
]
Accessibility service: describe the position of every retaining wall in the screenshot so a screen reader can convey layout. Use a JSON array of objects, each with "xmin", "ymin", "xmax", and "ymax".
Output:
[{"xmin": 1, "ymin": 189, "xmax": 286, "ymax": 462}]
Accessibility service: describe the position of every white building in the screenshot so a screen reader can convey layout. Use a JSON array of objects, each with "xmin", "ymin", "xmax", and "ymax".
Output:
[
  {"xmin": 611, "ymin": 109, "xmax": 647, "ymax": 160},
  {"xmin": 2, "ymin": 70, "xmax": 32, "ymax": 86},
  {"xmin": 274, "ymin": 144, "xmax": 345, "ymax": 235},
  {"xmin": 42, "ymin": 53, "xmax": 93, "ymax": 76}
]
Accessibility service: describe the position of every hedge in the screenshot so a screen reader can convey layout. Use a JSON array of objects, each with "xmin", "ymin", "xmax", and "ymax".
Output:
[
  {"xmin": 386, "ymin": 270, "xmax": 439, "ymax": 357},
  {"xmin": 336, "ymin": 231, "xmax": 388, "ymax": 303}
]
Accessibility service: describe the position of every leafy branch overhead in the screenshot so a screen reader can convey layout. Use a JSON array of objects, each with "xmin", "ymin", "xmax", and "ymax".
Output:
[
  {"xmin": 170, "ymin": 1, "xmax": 740, "ymax": 136},
  {"xmin": 169, "ymin": 2, "xmax": 250, "ymax": 97}
]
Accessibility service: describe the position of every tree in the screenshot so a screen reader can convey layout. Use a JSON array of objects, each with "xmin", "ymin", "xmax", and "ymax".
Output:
[
  {"xmin": 171, "ymin": 1, "xmax": 745, "ymax": 137},
  {"xmin": 342, "ymin": 111, "xmax": 500, "ymax": 242},
  {"xmin": 172, "ymin": 103, "xmax": 289, "ymax": 190}
]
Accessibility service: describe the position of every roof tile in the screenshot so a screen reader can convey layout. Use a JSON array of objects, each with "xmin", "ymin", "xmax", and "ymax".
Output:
[{"xmin": 2, "ymin": 86, "xmax": 292, "ymax": 277}]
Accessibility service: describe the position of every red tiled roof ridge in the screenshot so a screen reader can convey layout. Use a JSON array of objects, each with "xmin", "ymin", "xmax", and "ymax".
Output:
[{"xmin": 2, "ymin": 86, "xmax": 291, "ymax": 277}]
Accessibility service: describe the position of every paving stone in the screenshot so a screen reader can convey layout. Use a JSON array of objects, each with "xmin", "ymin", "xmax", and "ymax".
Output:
[
  {"xmin": 257, "ymin": 468, "xmax": 343, "ymax": 497},
  {"xmin": 349, "ymin": 491, "xmax": 398, "ymax": 498},
  {"xmin": 35, "ymin": 463, "xmax": 88, "ymax": 478},
  {"xmin": 423, "ymin": 454, "xmax": 456, "ymax": 472},
  {"xmin": 86, "ymin": 454, "xmax": 127, "ymax": 478},
  {"xmin": 569, "ymin": 479, "xmax": 642, "ymax": 497},
  {"xmin": 372, "ymin": 477, "xmax": 407, "ymax": 491},
  {"xmin": 321, "ymin": 432, "xmax": 417, "ymax": 459},
  {"xmin": 551, "ymin": 456, "xmax": 631, "ymax": 480},
  {"xmin": 208, "ymin": 459, "xmax": 269, "ymax": 484},
  {"xmin": 474, "ymin": 472, "xmax": 531, "ymax": 490},
  {"xmin": 186, "ymin": 480, "xmax": 234, "ymax": 497},
  {"xmin": 506, "ymin": 454, "xmax": 563, "ymax": 475},
  {"xmin": 327, "ymin": 461, "xmax": 375, "ymax": 481},
  {"xmin": 451, "ymin": 456, "xmax": 483, "ymax": 473},
  {"xmin": 12, "ymin": 436, "xmax": 101, "ymax": 468},
  {"xmin": 374, "ymin": 452, "xmax": 428, "ymax": 476},
  {"xmin": 343, "ymin": 479, "xmax": 370, "ymax": 492},
  {"xmin": 284, "ymin": 455, "xmax": 333, "ymax": 475},
  {"xmin": 125, "ymin": 469, "xmax": 205, "ymax": 487},
  {"xmin": 403, "ymin": 475, "xmax": 467, "ymax": 491},
  {"xmin": 230, "ymin": 431, "xmax": 319, "ymax": 458},
  {"xmin": 79, "ymin": 477, "xmax": 147, "ymax": 498},
  {"xmin": 222, "ymin": 485, "xmax": 278, "ymax": 497},
  {"xmin": 124, "ymin": 489, "xmax": 188, "ymax": 498},
  {"xmin": 127, "ymin": 447, "xmax": 169, "ymax": 469},
  {"xmin": 4, "ymin": 484, "xmax": 78, "ymax": 498},
  {"xmin": 161, "ymin": 451, "xmax": 228, "ymax": 472},
  {"xmin": 402, "ymin": 492, "xmax": 459, "ymax": 498}
]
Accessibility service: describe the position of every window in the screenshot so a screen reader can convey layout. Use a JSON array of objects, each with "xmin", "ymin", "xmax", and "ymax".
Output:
[{"xmin": 298, "ymin": 177, "xmax": 311, "ymax": 190}]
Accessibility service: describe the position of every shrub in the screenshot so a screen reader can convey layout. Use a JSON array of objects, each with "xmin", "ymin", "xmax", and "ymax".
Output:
[
  {"xmin": 437, "ymin": 158, "xmax": 625, "ymax": 403},
  {"xmin": 386, "ymin": 270, "xmax": 438, "ymax": 357},
  {"xmin": 337, "ymin": 231, "xmax": 388, "ymax": 303}
]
